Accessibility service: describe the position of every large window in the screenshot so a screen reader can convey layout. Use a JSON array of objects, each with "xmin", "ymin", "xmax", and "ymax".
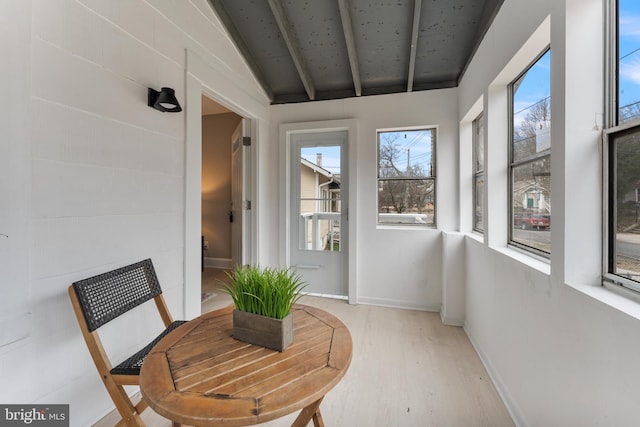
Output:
[
  {"xmin": 509, "ymin": 49, "xmax": 551, "ymax": 255},
  {"xmin": 473, "ymin": 114, "xmax": 485, "ymax": 233},
  {"xmin": 377, "ymin": 128, "xmax": 436, "ymax": 226},
  {"xmin": 605, "ymin": 0, "xmax": 640, "ymax": 292}
]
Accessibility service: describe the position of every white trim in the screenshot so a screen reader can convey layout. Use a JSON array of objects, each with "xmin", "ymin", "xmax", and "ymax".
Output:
[
  {"xmin": 486, "ymin": 15, "xmax": 551, "ymax": 256},
  {"xmin": 304, "ymin": 292, "xmax": 348, "ymax": 301},
  {"xmin": 464, "ymin": 323, "xmax": 528, "ymax": 427},
  {"xmin": 204, "ymin": 257, "xmax": 233, "ymax": 270},
  {"xmin": 459, "ymin": 96, "xmax": 484, "ymax": 234},
  {"xmin": 492, "ymin": 245, "xmax": 550, "ymax": 276},
  {"xmin": 357, "ymin": 296, "xmax": 440, "ymax": 312},
  {"xmin": 184, "ymin": 49, "xmax": 267, "ymax": 319},
  {"xmin": 184, "ymin": 69, "xmax": 203, "ymax": 320},
  {"xmin": 567, "ymin": 280, "xmax": 640, "ymax": 323}
]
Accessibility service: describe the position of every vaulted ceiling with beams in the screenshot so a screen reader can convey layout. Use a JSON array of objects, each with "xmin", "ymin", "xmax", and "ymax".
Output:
[{"xmin": 208, "ymin": 0, "xmax": 504, "ymax": 105}]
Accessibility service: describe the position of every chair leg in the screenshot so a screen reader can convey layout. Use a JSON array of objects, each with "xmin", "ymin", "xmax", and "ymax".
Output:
[
  {"xmin": 105, "ymin": 381, "xmax": 146, "ymax": 427},
  {"xmin": 115, "ymin": 416, "xmax": 145, "ymax": 427},
  {"xmin": 312, "ymin": 407, "xmax": 325, "ymax": 427}
]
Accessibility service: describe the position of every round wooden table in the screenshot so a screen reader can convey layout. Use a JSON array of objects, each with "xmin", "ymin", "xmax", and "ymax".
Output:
[{"xmin": 140, "ymin": 304, "xmax": 352, "ymax": 427}]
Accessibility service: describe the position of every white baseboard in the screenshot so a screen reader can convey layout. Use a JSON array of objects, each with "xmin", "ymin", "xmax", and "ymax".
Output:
[
  {"xmin": 204, "ymin": 257, "xmax": 233, "ymax": 269},
  {"xmin": 440, "ymin": 309, "xmax": 465, "ymax": 326},
  {"xmin": 356, "ymin": 296, "xmax": 440, "ymax": 312},
  {"xmin": 463, "ymin": 323, "xmax": 527, "ymax": 427}
]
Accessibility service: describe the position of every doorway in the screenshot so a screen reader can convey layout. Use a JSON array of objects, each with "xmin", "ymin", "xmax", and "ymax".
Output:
[
  {"xmin": 200, "ymin": 95, "xmax": 247, "ymax": 312},
  {"xmin": 184, "ymin": 50, "xmax": 261, "ymax": 319},
  {"xmin": 290, "ymin": 131, "xmax": 348, "ymax": 297}
]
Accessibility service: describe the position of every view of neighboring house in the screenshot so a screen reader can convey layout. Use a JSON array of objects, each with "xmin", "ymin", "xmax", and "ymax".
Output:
[{"xmin": 299, "ymin": 155, "xmax": 341, "ymax": 251}]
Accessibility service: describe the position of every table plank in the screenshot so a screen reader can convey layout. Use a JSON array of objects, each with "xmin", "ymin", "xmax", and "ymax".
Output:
[{"xmin": 174, "ymin": 321, "xmax": 333, "ymax": 392}]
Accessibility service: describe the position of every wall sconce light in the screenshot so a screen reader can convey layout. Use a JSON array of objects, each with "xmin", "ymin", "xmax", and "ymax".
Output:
[{"xmin": 148, "ymin": 87, "xmax": 182, "ymax": 112}]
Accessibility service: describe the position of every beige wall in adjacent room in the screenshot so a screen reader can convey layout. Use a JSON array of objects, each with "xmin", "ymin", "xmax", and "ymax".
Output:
[{"xmin": 202, "ymin": 112, "xmax": 241, "ymax": 261}]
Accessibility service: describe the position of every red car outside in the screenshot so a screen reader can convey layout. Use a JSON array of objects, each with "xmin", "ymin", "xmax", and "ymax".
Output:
[{"xmin": 513, "ymin": 213, "xmax": 550, "ymax": 230}]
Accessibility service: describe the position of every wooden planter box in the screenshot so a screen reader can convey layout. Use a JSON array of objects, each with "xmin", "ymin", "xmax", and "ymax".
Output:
[{"xmin": 232, "ymin": 310, "xmax": 294, "ymax": 352}]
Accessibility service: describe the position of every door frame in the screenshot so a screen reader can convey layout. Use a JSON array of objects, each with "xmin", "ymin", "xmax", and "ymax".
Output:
[
  {"xmin": 184, "ymin": 50, "xmax": 262, "ymax": 319},
  {"xmin": 279, "ymin": 119, "xmax": 358, "ymax": 304}
]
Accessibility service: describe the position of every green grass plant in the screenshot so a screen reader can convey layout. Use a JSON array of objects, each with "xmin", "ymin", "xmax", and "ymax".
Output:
[{"xmin": 222, "ymin": 265, "xmax": 307, "ymax": 319}]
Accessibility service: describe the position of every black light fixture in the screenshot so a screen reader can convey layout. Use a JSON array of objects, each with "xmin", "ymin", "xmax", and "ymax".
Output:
[{"xmin": 148, "ymin": 87, "xmax": 182, "ymax": 112}]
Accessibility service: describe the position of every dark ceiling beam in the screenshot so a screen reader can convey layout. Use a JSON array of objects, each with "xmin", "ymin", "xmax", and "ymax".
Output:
[
  {"xmin": 271, "ymin": 81, "xmax": 458, "ymax": 105},
  {"xmin": 208, "ymin": 0, "xmax": 274, "ymax": 102},
  {"xmin": 337, "ymin": 0, "xmax": 362, "ymax": 97},
  {"xmin": 407, "ymin": 0, "xmax": 422, "ymax": 92},
  {"xmin": 267, "ymin": 0, "xmax": 316, "ymax": 100}
]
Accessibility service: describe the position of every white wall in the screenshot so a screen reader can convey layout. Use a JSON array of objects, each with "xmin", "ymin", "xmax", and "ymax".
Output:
[
  {"xmin": 0, "ymin": 0, "xmax": 31, "ymax": 349},
  {"xmin": 0, "ymin": 1, "xmax": 269, "ymax": 426},
  {"xmin": 459, "ymin": 0, "xmax": 640, "ymax": 425},
  {"xmin": 271, "ymin": 90, "xmax": 458, "ymax": 311}
]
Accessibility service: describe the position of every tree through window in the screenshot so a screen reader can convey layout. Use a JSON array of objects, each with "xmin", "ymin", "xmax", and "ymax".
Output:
[{"xmin": 377, "ymin": 129, "xmax": 436, "ymax": 226}]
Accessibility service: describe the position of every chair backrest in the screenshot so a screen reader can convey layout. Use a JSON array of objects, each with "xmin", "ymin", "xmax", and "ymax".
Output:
[{"xmin": 71, "ymin": 259, "xmax": 163, "ymax": 332}]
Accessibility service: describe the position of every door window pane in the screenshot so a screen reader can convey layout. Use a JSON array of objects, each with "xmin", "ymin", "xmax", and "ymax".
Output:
[{"xmin": 298, "ymin": 146, "xmax": 341, "ymax": 251}]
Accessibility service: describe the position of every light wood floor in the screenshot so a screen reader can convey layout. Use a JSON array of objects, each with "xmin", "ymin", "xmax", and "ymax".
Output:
[
  {"xmin": 95, "ymin": 269, "xmax": 514, "ymax": 427},
  {"xmin": 200, "ymin": 268, "xmax": 234, "ymax": 313}
]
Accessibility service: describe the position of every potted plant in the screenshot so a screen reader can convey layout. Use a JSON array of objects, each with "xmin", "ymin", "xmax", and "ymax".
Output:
[{"xmin": 222, "ymin": 265, "xmax": 307, "ymax": 351}]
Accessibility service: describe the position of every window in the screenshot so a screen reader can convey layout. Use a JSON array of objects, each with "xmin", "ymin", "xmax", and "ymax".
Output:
[
  {"xmin": 616, "ymin": 0, "xmax": 640, "ymax": 125},
  {"xmin": 473, "ymin": 114, "xmax": 485, "ymax": 233},
  {"xmin": 509, "ymin": 49, "xmax": 551, "ymax": 255},
  {"xmin": 377, "ymin": 128, "xmax": 436, "ymax": 226},
  {"xmin": 605, "ymin": 0, "xmax": 640, "ymax": 292}
]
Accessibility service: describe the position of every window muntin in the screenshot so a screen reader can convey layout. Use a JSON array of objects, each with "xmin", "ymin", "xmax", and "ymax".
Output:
[
  {"xmin": 509, "ymin": 49, "xmax": 551, "ymax": 255},
  {"xmin": 605, "ymin": 0, "xmax": 640, "ymax": 292},
  {"xmin": 473, "ymin": 114, "xmax": 485, "ymax": 232},
  {"xmin": 377, "ymin": 129, "xmax": 436, "ymax": 226}
]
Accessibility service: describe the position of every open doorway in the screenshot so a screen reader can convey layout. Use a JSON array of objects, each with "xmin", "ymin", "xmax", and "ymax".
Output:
[
  {"xmin": 184, "ymin": 50, "xmax": 260, "ymax": 320},
  {"xmin": 200, "ymin": 95, "xmax": 241, "ymax": 313}
]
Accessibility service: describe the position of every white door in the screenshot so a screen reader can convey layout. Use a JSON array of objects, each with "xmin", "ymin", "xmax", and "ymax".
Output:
[
  {"xmin": 231, "ymin": 119, "xmax": 251, "ymax": 267},
  {"xmin": 290, "ymin": 131, "xmax": 348, "ymax": 296}
]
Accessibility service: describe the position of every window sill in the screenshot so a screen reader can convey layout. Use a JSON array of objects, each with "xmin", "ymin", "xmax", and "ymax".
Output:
[
  {"xmin": 465, "ymin": 232, "xmax": 484, "ymax": 245},
  {"xmin": 491, "ymin": 245, "xmax": 550, "ymax": 275},
  {"xmin": 376, "ymin": 224, "xmax": 437, "ymax": 231},
  {"xmin": 567, "ymin": 281, "xmax": 640, "ymax": 322}
]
